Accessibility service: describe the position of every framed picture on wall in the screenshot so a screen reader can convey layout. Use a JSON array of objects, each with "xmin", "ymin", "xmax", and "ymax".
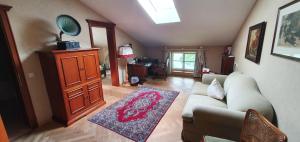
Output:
[
  {"xmin": 245, "ymin": 22, "xmax": 266, "ymax": 63},
  {"xmin": 271, "ymin": 0, "xmax": 300, "ymax": 61}
]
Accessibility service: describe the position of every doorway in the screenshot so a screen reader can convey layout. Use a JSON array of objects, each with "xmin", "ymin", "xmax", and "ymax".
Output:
[
  {"xmin": 87, "ymin": 19, "xmax": 120, "ymax": 86},
  {"xmin": 0, "ymin": 16, "xmax": 30, "ymax": 140},
  {"xmin": 0, "ymin": 4, "xmax": 37, "ymax": 140},
  {"xmin": 91, "ymin": 27, "xmax": 112, "ymax": 85}
]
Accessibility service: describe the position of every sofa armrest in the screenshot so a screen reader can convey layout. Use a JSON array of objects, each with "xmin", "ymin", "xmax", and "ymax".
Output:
[
  {"xmin": 193, "ymin": 106, "xmax": 245, "ymax": 128},
  {"xmin": 202, "ymin": 74, "xmax": 227, "ymax": 86},
  {"xmin": 192, "ymin": 105, "xmax": 245, "ymax": 140}
]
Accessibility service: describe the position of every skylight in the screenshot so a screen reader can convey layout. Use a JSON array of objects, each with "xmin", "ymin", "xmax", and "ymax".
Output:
[{"xmin": 137, "ymin": 0, "xmax": 180, "ymax": 24}]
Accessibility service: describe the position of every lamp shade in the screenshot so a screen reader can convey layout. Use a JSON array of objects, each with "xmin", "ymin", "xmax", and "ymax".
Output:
[{"xmin": 118, "ymin": 44, "xmax": 135, "ymax": 58}]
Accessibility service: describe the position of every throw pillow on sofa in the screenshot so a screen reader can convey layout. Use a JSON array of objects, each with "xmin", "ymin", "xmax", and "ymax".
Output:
[{"xmin": 207, "ymin": 78, "xmax": 225, "ymax": 100}]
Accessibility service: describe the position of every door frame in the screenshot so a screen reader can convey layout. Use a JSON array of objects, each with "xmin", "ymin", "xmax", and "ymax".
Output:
[
  {"xmin": 86, "ymin": 19, "xmax": 120, "ymax": 86},
  {"xmin": 0, "ymin": 4, "xmax": 38, "ymax": 128}
]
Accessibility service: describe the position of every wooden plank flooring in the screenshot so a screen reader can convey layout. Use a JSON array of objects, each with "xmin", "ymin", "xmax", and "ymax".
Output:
[{"xmin": 14, "ymin": 76, "xmax": 197, "ymax": 142}]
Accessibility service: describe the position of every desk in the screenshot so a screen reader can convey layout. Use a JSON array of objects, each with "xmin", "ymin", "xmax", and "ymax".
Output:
[{"xmin": 127, "ymin": 63, "xmax": 148, "ymax": 83}]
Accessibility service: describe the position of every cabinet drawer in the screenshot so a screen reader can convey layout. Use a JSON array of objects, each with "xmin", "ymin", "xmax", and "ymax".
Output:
[
  {"xmin": 65, "ymin": 87, "xmax": 87, "ymax": 115},
  {"xmin": 66, "ymin": 87, "xmax": 84, "ymax": 98},
  {"xmin": 87, "ymin": 81, "xmax": 103, "ymax": 104}
]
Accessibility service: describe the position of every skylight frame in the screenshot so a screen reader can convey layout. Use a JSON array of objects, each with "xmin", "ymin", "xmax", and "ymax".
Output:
[{"xmin": 137, "ymin": 0, "xmax": 181, "ymax": 24}]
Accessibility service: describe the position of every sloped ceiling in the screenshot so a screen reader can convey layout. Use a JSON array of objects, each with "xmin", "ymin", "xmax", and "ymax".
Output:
[{"xmin": 80, "ymin": 0, "xmax": 256, "ymax": 48}]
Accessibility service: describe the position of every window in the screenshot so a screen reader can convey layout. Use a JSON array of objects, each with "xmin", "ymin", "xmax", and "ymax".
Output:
[
  {"xmin": 137, "ymin": 0, "xmax": 180, "ymax": 24},
  {"xmin": 171, "ymin": 52, "xmax": 196, "ymax": 72}
]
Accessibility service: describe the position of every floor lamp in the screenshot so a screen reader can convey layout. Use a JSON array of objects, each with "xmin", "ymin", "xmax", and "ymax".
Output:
[{"xmin": 118, "ymin": 44, "xmax": 135, "ymax": 85}]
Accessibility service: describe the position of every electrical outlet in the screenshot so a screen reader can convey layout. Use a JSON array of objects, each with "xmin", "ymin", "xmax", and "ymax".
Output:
[
  {"xmin": 28, "ymin": 73, "xmax": 35, "ymax": 78},
  {"xmin": 234, "ymin": 63, "xmax": 238, "ymax": 71}
]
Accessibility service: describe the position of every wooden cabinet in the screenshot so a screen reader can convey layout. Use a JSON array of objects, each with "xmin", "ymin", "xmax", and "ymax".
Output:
[
  {"xmin": 221, "ymin": 56, "xmax": 235, "ymax": 75},
  {"xmin": 38, "ymin": 49, "xmax": 105, "ymax": 126}
]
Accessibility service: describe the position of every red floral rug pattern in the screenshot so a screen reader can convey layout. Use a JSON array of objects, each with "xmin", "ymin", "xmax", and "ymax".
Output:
[
  {"xmin": 88, "ymin": 86, "xmax": 179, "ymax": 142},
  {"xmin": 117, "ymin": 90, "xmax": 162, "ymax": 122}
]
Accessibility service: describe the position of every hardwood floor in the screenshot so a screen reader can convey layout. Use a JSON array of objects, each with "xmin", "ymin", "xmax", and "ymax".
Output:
[{"xmin": 14, "ymin": 76, "xmax": 197, "ymax": 142}]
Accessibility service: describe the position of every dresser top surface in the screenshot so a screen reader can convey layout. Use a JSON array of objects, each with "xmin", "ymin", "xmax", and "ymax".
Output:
[{"xmin": 37, "ymin": 48, "xmax": 100, "ymax": 54}]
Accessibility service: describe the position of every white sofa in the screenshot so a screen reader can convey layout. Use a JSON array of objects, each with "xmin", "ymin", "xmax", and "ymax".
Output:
[{"xmin": 181, "ymin": 72, "xmax": 274, "ymax": 142}]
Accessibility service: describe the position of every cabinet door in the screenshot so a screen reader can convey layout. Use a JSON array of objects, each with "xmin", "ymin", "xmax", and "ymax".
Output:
[
  {"xmin": 65, "ymin": 87, "xmax": 87, "ymax": 115},
  {"xmin": 86, "ymin": 81, "xmax": 103, "ymax": 105},
  {"xmin": 82, "ymin": 51, "xmax": 100, "ymax": 82},
  {"xmin": 56, "ymin": 53, "xmax": 85, "ymax": 89}
]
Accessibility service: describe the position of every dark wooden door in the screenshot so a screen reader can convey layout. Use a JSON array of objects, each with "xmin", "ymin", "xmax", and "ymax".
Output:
[
  {"xmin": 0, "ymin": 5, "xmax": 37, "ymax": 128},
  {"xmin": 0, "ymin": 12, "xmax": 33, "ymax": 137}
]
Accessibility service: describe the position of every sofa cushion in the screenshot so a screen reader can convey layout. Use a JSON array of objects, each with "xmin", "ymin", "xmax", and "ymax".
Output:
[
  {"xmin": 226, "ymin": 75, "xmax": 274, "ymax": 121},
  {"xmin": 223, "ymin": 72, "xmax": 243, "ymax": 95},
  {"xmin": 192, "ymin": 82, "xmax": 209, "ymax": 96},
  {"xmin": 207, "ymin": 79, "xmax": 225, "ymax": 100},
  {"xmin": 205, "ymin": 136, "xmax": 235, "ymax": 142},
  {"xmin": 182, "ymin": 95, "xmax": 227, "ymax": 122}
]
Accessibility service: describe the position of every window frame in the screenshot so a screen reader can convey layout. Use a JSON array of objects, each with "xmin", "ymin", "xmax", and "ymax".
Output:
[{"xmin": 171, "ymin": 51, "xmax": 196, "ymax": 72}]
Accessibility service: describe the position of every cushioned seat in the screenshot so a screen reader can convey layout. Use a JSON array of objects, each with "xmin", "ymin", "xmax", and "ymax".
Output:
[
  {"xmin": 191, "ymin": 82, "xmax": 209, "ymax": 96},
  {"xmin": 205, "ymin": 136, "xmax": 235, "ymax": 142},
  {"xmin": 226, "ymin": 77, "xmax": 274, "ymax": 121},
  {"xmin": 181, "ymin": 72, "xmax": 274, "ymax": 142},
  {"xmin": 182, "ymin": 95, "xmax": 227, "ymax": 122}
]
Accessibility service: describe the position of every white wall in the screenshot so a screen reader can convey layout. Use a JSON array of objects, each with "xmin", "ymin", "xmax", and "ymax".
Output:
[
  {"xmin": 0, "ymin": 0, "xmax": 145, "ymax": 126},
  {"xmin": 232, "ymin": 0, "xmax": 299, "ymax": 141}
]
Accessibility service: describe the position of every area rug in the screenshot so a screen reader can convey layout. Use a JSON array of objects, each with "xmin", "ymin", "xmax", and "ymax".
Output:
[{"xmin": 88, "ymin": 86, "xmax": 179, "ymax": 142}]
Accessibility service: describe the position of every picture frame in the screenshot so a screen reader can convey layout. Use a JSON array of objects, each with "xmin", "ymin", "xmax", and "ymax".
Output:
[
  {"xmin": 245, "ymin": 22, "xmax": 266, "ymax": 63},
  {"xmin": 271, "ymin": 0, "xmax": 300, "ymax": 61}
]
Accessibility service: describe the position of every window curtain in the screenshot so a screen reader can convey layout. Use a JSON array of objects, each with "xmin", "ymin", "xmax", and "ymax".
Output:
[
  {"xmin": 163, "ymin": 47, "xmax": 172, "ymax": 74},
  {"xmin": 194, "ymin": 47, "xmax": 206, "ymax": 77}
]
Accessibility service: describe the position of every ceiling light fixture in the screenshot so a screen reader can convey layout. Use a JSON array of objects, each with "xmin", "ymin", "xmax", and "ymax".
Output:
[{"xmin": 137, "ymin": 0, "xmax": 180, "ymax": 24}]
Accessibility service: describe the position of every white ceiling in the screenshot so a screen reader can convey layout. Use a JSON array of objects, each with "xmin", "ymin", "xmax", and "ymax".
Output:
[{"xmin": 80, "ymin": 0, "xmax": 256, "ymax": 48}]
